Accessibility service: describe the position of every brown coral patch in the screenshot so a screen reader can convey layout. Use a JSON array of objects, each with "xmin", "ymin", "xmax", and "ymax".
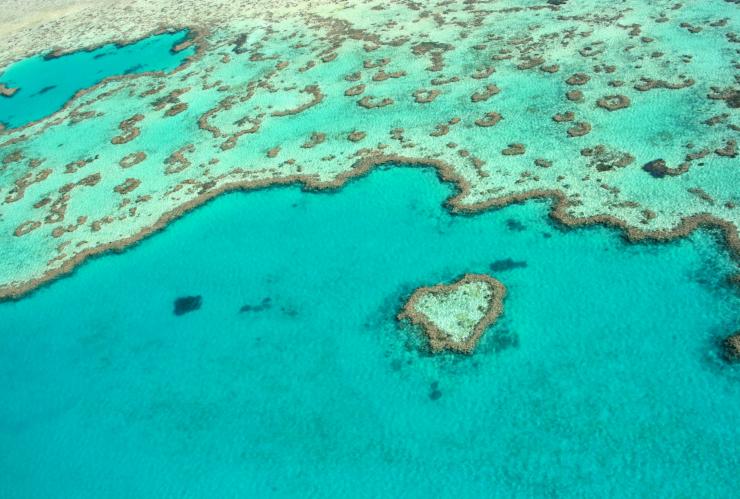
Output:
[
  {"xmin": 581, "ymin": 145, "xmax": 634, "ymax": 171},
  {"xmin": 69, "ymin": 110, "xmax": 99, "ymax": 125},
  {"xmin": 0, "ymin": 83, "xmax": 18, "ymax": 97},
  {"xmin": 271, "ymin": 85, "xmax": 324, "ymax": 117},
  {"xmin": 474, "ymin": 112, "xmax": 503, "ymax": 127},
  {"xmin": 64, "ymin": 157, "xmax": 97, "ymax": 174},
  {"xmin": 119, "ymin": 151, "xmax": 147, "ymax": 169},
  {"xmin": 502, "ymin": 143, "xmax": 525, "ymax": 155},
  {"xmin": 597, "ymin": 94, "xmax": 631, "ymax": 111},
  {"xmin": 431, "ymin": 76, "xmax": 460, "ymax": 86},
  {"xmin": 372, "ymin": 70, "xmax": 406, "ymax": 81},
  {"xmin": 410, "ymin": 42, "xmax": 452, "ymax": 72},
  {"xmin": 642, "ymin": 159, "xmax": 690, "ymax": 178},
  {"xmin": 4, "ymin": 169, "xmax": 52, "ymax": 203},
  {"xmin": 2, "ymin": 150, "xmax": 24, "ymax": 165},
  {"xmin": 566, "ymin": 73, "xmax": 590, "ymax": 85},
  {"xmin": 723, "ymin": 332, "xmax": 740, "ymax": 362},
  {"xmin": 358, "ymin": 96, "xmax": 394, "ymax": 109},
  {"xmin": 90, "ymin": 216, "xmax": 114, "ymax": 233},
  {"xmin": 164, "ymin": 144, "xmax": 195, "ymax": 175},
  {"xmin": 517, "ymin": 57, "xmax": 544, "ymax": 70},
  {"xmin": 567, "ymin": 122, "xmax": 592, "ymax": 137},
  {"xmin": 152, "ymin": 88, "xmax": 190, "ymax": 111},
  {"xmin": 164, "ymin": 102, "xmax": 188, "ymax": 117},
  {"xmin": 111, "ymin": 114, "xmax": 144, "ymax": 145},
  {"xmin": 634, "ymin": 77, "xmax": 695, "ymax": 91},
  {"xmin": 363, "ymin": 58, "xmax": 389, "ymax": 69},
  {"xmin": 51, "ymin": 216, "xmax": 87, "ymax": 238},
  {"xmin": 220, "ymin": 115, "xmax": 262, "ymax": 151},
  {"xmin": 301, "ymin": 132, "xmax": 326, "ymax": 149},
  {"xmin": 703, "ymin": 114, "xmax": 729, "ymax": 127},
  {"xmin": 171, "ymin": 39, "xmax": 193, "ymax": 53},
  {"xmin": 78, "ymin": 173, "xmax": 101, "ymax": 187},
  {"xmin": 552, "ymin": 111, "xmax": 575, "ymax": 122},
  {"xmin": 430, "ymin": 124, "xmax": 449, "ymax": 137},
  {"xmin": 566, "ymin": 90, "xmax": 584, "ymax": 102},
  {"xmin": 13, "ymin": 220, "xmax": 41, "ymax": 237},
  {"xmin": 347, "ymin": 131, "xmax": 367, "ymax": 142},
  {"xmin": 707, "ymin": 87, "xmax": 740, "ymax": 109},
  {"xmin": 44, "ymin": 193, "xmax": 69, "ymax": 224},
  {"xmin": 688, "ymin": 188, "xmax": 715, "ymax": 205},
  {"xmin": 114, "ymin": 178, "xmax": 141, "ymax": 195},
  {"xmin": 344, "ymin": 84, "xmax": 365, "ymax": 97},
  {"xmin": 715, "ymin": 140, "xmax": 737, "ymax": 158},
  {"xmin": 413, "ymin": 89, "xmax": 441, "ymax": 104},
  {"xmin": 471, "ymin": 84, "xmax": 501, "ymax": 102},
  {"xmin": 579, "ymin": 44, "xmax": 605, "ymax": 57},
  {"xmin": 411, "ymin": 42, "xmax": 453, "ymax": 55},
  {"xmin": 33, "ymin": 197, "xmax": 51, "ymax": 209},
  {"xmin": 471, "ymin": 67, "xmax": 495, "ymax": 79}
]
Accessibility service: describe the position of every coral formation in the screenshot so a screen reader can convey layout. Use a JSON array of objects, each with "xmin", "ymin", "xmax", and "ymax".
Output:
[{"xmin": 398, "ymin": 274, "xmax": 507, "ymax": 353}]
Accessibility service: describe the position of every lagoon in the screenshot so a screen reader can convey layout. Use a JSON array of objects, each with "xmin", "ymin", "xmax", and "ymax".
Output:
[
  {"xmin": 0, "ymin": 166, "xmax": 737, "ymax": 497},
  {"xmin": 0, "ymin": 30, "xmax": 194, "ymax": 129}
]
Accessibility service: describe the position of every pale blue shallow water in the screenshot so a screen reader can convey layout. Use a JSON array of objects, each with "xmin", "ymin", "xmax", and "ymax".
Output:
[
  {"xmin": 0, "ymin": 30, "xmax": 194, "ymax": 129},
  {"xmin": 0, "ymin": 166, "xmax": 738, "ymax": 498}
]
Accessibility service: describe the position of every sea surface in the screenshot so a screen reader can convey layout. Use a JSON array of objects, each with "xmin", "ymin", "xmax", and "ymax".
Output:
[
  {"xmin": 0, "ymin": 166, "xmax": 738, "ymax": 498},
  {"xmin": 0, "ymin": 29, "xmax": 194, "ymax": 129}
]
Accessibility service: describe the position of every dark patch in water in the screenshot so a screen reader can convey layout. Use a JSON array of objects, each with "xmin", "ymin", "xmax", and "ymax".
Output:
[
  {"xmin": 642, "ymin": 159, "xmax": 667, "ymax": 178},
  {"xmin": 506, "ymin": 218, "xmax": 526, "ymax": 231},
  {"xmin": 543, "ymin": 232, "xmax": 552, "ymax": 238},
  {"xmin": 429, "ymin": 381, "xmax": 442, "ymax": 400},
  {"xmin": 123, "ymin": 64, "xmax": 145, "ymax": 75},
  {"xmin": 491, "ymin": 327, "xmax": 520, "ymax": 353},
  {"xmin": 232, "ymin": 33, "xmax": 250, "ymax": 54},
  {"xmin": 35, "ymin": 85, "xmax": 57, "ymax": 96},
  {"xmin": 701, "ymin": 331, "xmax": 740, "ymax": 383},
  {"xmin": 280, "ymin": 305, "xmax": 299, "ymax": 318},
  {"xmin": 240, "ymin": 297, "xmax": 272, "ymax": 313},
  {"xmin": 490, "ymin": 258, "xmax": 528, "ymax": 272},
  {"xmin": 174, "ymin": 295, "xmax": 202, "ymax": 316},
  {"xmin": 93, "ymin": 52, "xmax": 111, "ymax": 60}
]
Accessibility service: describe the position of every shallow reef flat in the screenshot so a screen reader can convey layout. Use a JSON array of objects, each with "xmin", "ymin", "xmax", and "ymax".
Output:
[{"xmin": 0, "ymin": 0, "xmax": 738, "ymax": 298}]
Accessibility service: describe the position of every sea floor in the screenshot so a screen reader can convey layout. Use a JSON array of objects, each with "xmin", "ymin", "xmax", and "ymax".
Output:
[{"xmin": 0, "ymin": 167, "xmax": 737, "ymax": 498}]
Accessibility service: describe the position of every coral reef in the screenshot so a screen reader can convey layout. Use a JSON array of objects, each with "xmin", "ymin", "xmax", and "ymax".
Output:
[
  {"xmin": 0, "ymin": 0, "xmax": 737, "ymax": 300},
  {"xmin": 723, "ymin": 332, "xmax": 740, "ymax": 362},
  {"xmin": 398, "ymin": 274, "xmax": 506, "ymax": 354}
]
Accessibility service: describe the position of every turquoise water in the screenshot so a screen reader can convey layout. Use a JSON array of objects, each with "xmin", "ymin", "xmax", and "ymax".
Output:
[
  {"xmin": 0, "ymin": 30, "xmax": 194, "ymax": 129},
  {"xmin": 0, "ymin": 167, "xmax": 737, "ymax": 497}
]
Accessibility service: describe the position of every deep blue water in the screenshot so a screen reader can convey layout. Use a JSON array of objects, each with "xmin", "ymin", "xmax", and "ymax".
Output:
[
  {"xmin": 0, "ymin": 30, "xmax": 194, "ymax": 129},
  {"xmin": 0, "ymin": 166, "xmax": 737, "ymax": 497}
]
